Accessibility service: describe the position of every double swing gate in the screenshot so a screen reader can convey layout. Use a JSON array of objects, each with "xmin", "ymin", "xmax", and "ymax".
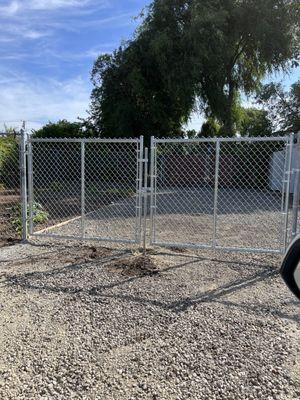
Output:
[{"xmin": 23, "ymin": 134, "xmax": 299, "ymax": 254}]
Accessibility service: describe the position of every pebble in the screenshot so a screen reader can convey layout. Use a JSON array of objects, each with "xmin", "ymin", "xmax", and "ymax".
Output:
[{"xmin": 0, "ymin": 241, "xmax": 299, "ymax": 399}]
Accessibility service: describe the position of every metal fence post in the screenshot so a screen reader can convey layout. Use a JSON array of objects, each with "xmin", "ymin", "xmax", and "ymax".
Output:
[
  {"xmin": 20, "ymin": 129, "xmax": 28, "ymax": 241},
  {"xmin": 81, "ymin": 140, "xmax": 86, "ymax": 239},
  {"xmin": 149, "ymin": 137, "xmax": 156, "ymax": 245},
  {"xmin": 27, "ymin": 141, "xmax": 33, "ymax": 236},
  {"xmin": 136, "ymin": 136, "xmax": 144, "ymax": 243},
  {"xmin": 213, "ymin": 139, "xmax": 220, "ymax": 248},
  {"xmin": 143, "ymin": 147, "xmax": 149, "ymax": 255},
  {"xmin": 283, "ymin": 133, "xmax": 294, "ymax": 250},
  {"xmin": 280, "ymin": 139, "xmax": 290, "ymax": 252},
  {"xmin": 291, "ymin": 132, "xmax": 300, "ymax": 239}
]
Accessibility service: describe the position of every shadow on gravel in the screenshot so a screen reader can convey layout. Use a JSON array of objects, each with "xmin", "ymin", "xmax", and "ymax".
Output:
[
  {"xmin": 4, "ymin": 251, "xmax": 298, "ymax": 323},
  {"xmin": 170, "ymin": 268, "xmax": 278, "ymax": 312}
]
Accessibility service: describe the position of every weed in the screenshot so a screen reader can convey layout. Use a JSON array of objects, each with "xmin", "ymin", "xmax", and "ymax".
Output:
[{"xmin": 11, "ymin": 203, "xmax": 48, "ymax": 234}]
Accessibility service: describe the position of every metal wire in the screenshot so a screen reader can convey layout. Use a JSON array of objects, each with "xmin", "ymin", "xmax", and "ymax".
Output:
[
  {"xmin": 21, "ymin": 134, "xmax": 298, "ymax": 254},
  {"xmin": 150, "ymin": 136, "xmax": 291, "ymax": 253},
  {"xmin": 0, "ymin": 134, "xmax": 23, "ymax": 240},
  {"xmin": 29, "ymin": 138, "xmax": 143, "ymax": 244}
]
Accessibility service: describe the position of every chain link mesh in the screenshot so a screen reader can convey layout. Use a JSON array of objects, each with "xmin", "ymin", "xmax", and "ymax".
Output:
[
  {"xmin": 30, "ymin": 141, "xmax": 82, "ymax": 236},
  {"xmin": 151, "ymin": 138, "xmax": 290, "ymax": 252},
  {"xmin": 0, "ymin": 134, "xmax": 21, "ymax": 242},
  {"xmin": 151, "ymin": 141, "xmax": 215, "ymax": 247},
  {"xmin": 28, "ymin": 136, "xmax": 295, "ymax": 253},
  {"xmin": 217, "ymin": 140, "xmax": 287, "ymax": 251},
  {"xmin": 30, "ymin": 139, "xmax": 142, "ymax": 243},
  {"xmin": 84, "ymin": 141, "xmax": 140, "ymax": 242}
]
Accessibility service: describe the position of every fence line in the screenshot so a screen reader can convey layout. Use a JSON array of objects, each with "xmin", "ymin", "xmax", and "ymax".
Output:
[
  {"xmin": 1, "ymin": 133, "xmax": 299, "ymax": 255},
  {"xmin": 149, "ymin": 135, "xmax": 293, "ymax": 254}
]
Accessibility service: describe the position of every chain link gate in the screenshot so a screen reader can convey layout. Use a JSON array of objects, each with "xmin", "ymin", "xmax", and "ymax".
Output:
[
  {"xmin": 24, "ymin": 134, "xmax": 298, "ymax": 254},
  {"xmin": 27, "ymin": 137, "xmax": 144, "ymax": 245},
  {"xmin": 149, "ymin": 135, "xmax": 294, "ymax": 254}
]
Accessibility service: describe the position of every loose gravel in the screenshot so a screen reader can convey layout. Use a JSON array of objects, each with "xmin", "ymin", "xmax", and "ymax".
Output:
[
  {"xmin": 0, "ymin": 240, "xmax": 300, "ymax": 400},
  {"xmin": 33, "ymin": 188, "xmax": 285, "ymax": 252}
]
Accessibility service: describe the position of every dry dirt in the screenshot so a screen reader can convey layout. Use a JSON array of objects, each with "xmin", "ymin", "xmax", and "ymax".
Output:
[{"xmin": 0, "ymin": 190, "xmax": 20, "ymax": 242}]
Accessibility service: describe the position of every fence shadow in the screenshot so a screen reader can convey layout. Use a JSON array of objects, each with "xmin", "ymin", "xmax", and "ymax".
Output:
[{"xmin": 4, "ymin": 249, "xmax": 298, "ymax": 324}]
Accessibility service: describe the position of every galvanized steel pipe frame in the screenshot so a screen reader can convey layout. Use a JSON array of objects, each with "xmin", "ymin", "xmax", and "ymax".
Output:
[
  {"xmin": 149, "ymin": 135, "xmax": 292, "ymax": 254},
  {"xmin": 291, "ymin": 132, "xmax": 300, "ymax": 240},
  {"xmin": 20, "ymin": 130, "xmax": 28, "ymax": 241},
  {"xmin": 27, "ymin": 137, "xmax": 144, "ymax": 246},
  {"xmin": 283, "ymin": 134, "xmax": 294, "ymax": 250},
  {"xmin": 24, "ymin": 134, "xmax": 296, "ymax": 254},
  {"xmin": 136, "ymin": 136, "xmax": 144, "ymax": 244}
]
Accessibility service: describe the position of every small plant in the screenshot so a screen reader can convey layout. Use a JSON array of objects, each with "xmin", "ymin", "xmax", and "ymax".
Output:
[{"xmin": 11, "ymin": 202, "xmax": 49, "ymax": 234}]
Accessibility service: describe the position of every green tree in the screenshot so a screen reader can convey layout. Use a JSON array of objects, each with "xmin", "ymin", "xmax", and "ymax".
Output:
[
  {"xmin": 89, "ymin": 16, "xmax": 195, "ymax": 143},
  {"xmin": 89, "ymin": 0, "xmax": 299, "ymax": 138},
  {"xmin": 189, "ymin": 0, "xmax": 300, "ymax": 135},
  {"xmin": 199, "ymin": 117, "xmax": 221, "ymax": 138},
  {"xmin": 32, "ymin": 120, "xmax": 88, "ymax": 139},
  {"xmin": 257, "ymin": 80, "xmax": 300, "ymax": 134},
  {"xmin": 238, "ymin": 108, "xmax": 273, "ymax": 137},
  {"xmin": 0, "ymin": 129, "xmax": 19, "ymax": 190}
]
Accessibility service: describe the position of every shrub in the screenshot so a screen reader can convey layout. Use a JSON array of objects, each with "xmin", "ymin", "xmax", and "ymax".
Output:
[
  {"xmin": 12, "ymin": 202, "xmax": 48, "ymax": 234},
  {"xmin": 0, "ymin": 135, "xmax": 19, "ymax": 190}
]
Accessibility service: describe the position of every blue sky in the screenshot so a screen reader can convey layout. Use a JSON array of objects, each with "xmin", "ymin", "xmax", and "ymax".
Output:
[{"xmin": 0, "ymin": 0, "xmax": 298, "ymax": 132}]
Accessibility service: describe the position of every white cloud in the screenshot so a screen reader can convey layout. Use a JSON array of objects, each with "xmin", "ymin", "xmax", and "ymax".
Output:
[
  {"xmin": 0, "ymin": 0, "xmax": 113, "ymax": 44},
  {"xmin": 0, "ymin": 120, "xmax": 43, "ymax": 132},
  {"xmin": 0, "ymin": 0, "xmax": 141, "ymax": 131},
  {"xmin": 28, "ymin": 0, "xmax": 93, "ymax": 10},
  {"xmin": 0, "ymin": 22, "xmax": 50, "ymax": 41},
  {"xmin": 24, "ymin": 30, "xmax": 48, "ymax": 39},
  {"xmin": 0, "ymin": 1, "xmax": 20, "ymax": 16},
  {"xmin": 0, "ymin": 69, "xmax": 91, "ymax": 129},
  {"xmin": 0, "ymin": 0, "xmax": 95, "ymax": 15}
]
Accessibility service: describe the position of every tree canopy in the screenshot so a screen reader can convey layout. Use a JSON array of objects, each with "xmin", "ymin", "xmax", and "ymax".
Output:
[
  {"xmin": 89, "ymin": 0, "xmax": 300, "ymax": 139},
  {"xmin": 88, "ymin": 14, "xmax": 195, "ymax": 141},
  {"xmin": 238, "ymin": 108, "xmax": 273, "ymax": 137},
  {"xmin": 257, "ymin": 80, "xmax": 300, "ymax": 134},
  {"xmin": 189, "ymin": 0, "xmax": 300, "ymax": 135},
  {"xmin": 32, "ymin": 120, "xmax": 86, "ymax": 139}
]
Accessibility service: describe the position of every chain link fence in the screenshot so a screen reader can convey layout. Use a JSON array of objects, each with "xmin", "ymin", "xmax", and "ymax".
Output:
[
  {"xmin": 1, "ymin": 133, "xmax": 298, "ymax": 254},
  {"xmin": 150, "ymin": 136, "xmax": 293, "ymax": 253},
  {"xmin": 28, "ymin": 138, "xmax": 144, "ymax": 244},
  {"xmin": 0, "ymin": 133, "xmax": 22, "ymax": 243}
]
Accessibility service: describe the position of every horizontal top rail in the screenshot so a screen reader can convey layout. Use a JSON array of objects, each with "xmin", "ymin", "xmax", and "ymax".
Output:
[
  {"xmin": 29, "ymin": 135, "xmax": 290, "ymax": 144},
  {"xmin": 153, "ymin": 136, "xmax": 289, "ymax": 144},
  {"xmin": 29, "ymin": 137, "xmax": 141, "ymax": 143}
]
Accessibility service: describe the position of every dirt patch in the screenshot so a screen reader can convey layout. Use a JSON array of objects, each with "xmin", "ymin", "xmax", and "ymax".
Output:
[
  {"xmin": 108, "ymin": 254, "xmax": 161, "ymax": 276},
  {"xmin": 17, "ymin": 245, "xmax": 112, "ymax": 267},
  {"xmin": 169, "ymin": 246, "xmax": 187, "ymax": 253},
  {"xmin": 0, "ymin": 238, "xmax": 21, "ymax": 248},
  {"xmin": 0, "ymin": 189, "xmax": 21, "ymax": 242}
]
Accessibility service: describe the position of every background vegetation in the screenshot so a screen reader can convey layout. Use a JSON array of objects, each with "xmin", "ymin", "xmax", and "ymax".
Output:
[
  {"xmin": 85, "ymin": 0, "xmax": 300, "ymax": 141},
  {"xmin": 0, "ymin": 131, "xmax": 19, "ymax": 190},
  {"xmin": 31, "ymin": 1, "xmax": 299, "ymax": 141}
]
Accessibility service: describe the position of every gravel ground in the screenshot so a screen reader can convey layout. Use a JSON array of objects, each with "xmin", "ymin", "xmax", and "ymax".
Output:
[
  {"xmin": 1, "ymin": 239, "xmax": 300, "ymax": 399},
  {"xmin": 34, "ymin": 188, "xmax": 286, "ymax": 252}
]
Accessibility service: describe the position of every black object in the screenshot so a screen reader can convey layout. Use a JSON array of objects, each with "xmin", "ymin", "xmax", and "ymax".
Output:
[{"xmin": 280, "ymin": 235, "xmax": 300, "ymax": 300}]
